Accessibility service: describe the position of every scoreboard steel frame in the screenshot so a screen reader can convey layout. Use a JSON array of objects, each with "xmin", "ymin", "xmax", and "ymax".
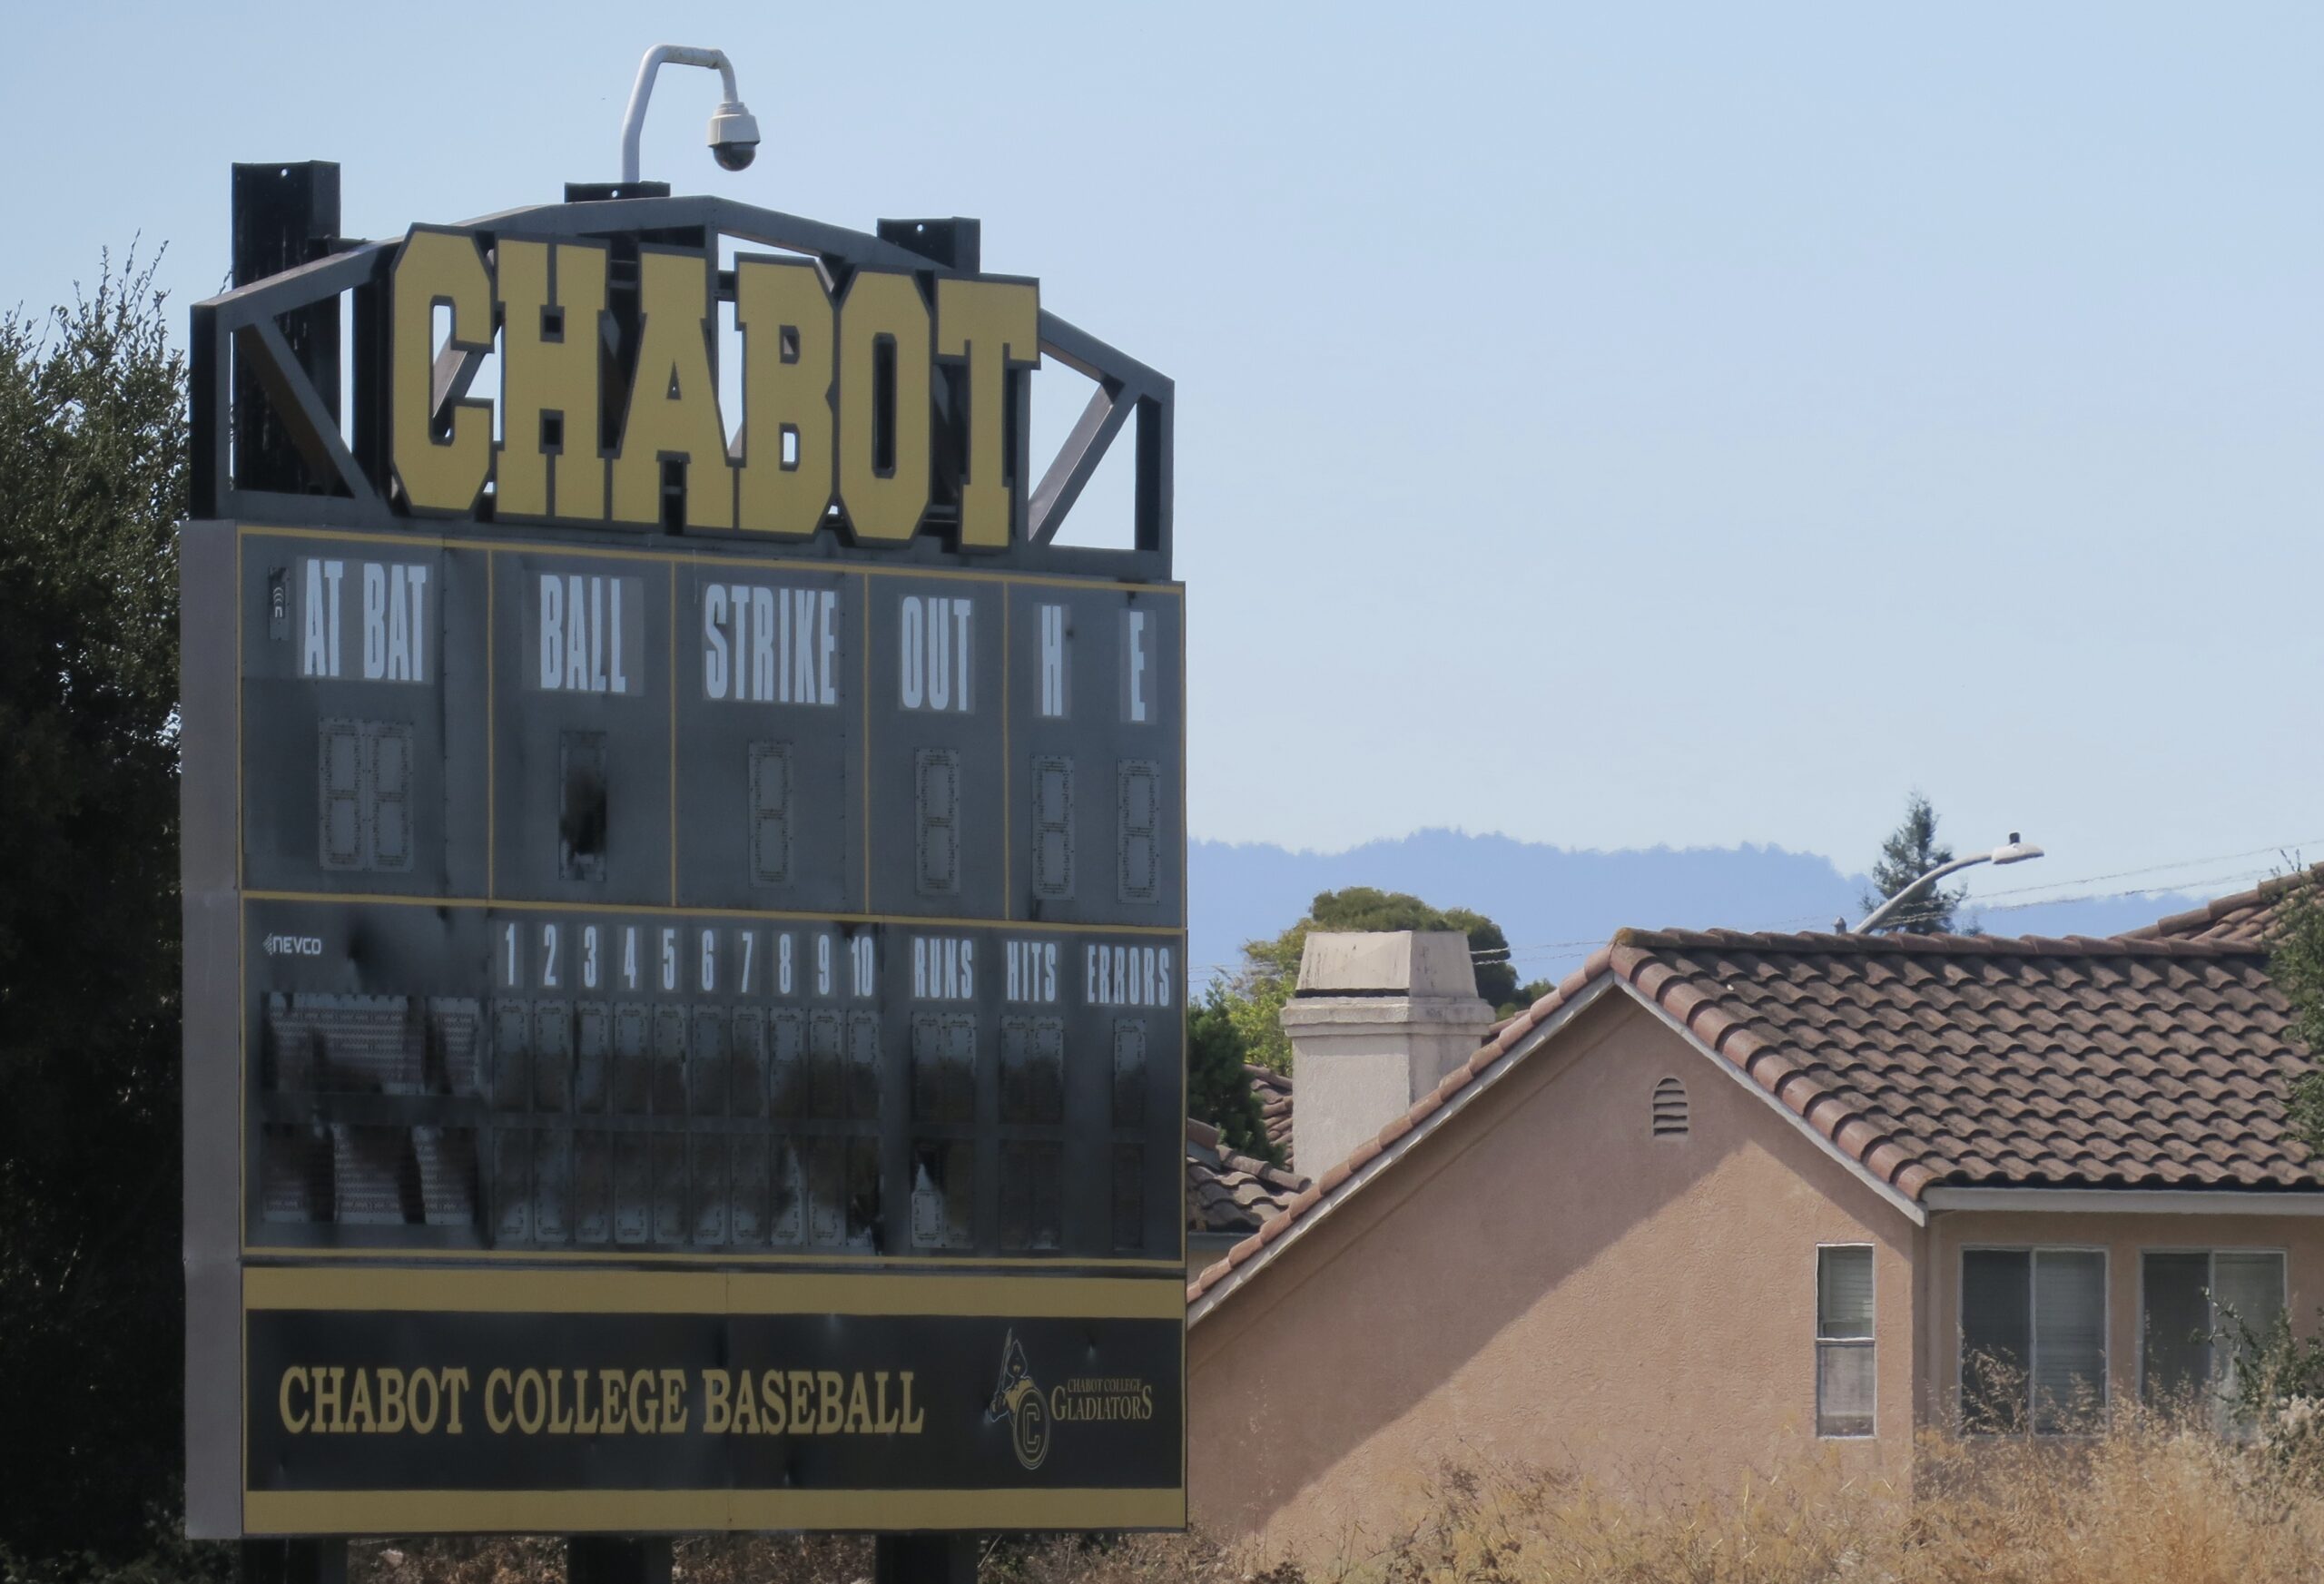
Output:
[{"xmin": 182, "ymin": 169, "xmax": 1187, "ymax": 1540}]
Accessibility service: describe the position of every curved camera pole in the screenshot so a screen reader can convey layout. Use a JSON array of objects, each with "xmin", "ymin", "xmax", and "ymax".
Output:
[{"xmin": 620, "ymin": 44, "xmax": 753, "ymax": 183}]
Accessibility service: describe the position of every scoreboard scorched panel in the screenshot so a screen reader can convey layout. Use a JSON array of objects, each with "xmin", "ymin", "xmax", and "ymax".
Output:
[{"xmin": 227, "ymin": 528, "xmax": 1185, "ymax": 1264}]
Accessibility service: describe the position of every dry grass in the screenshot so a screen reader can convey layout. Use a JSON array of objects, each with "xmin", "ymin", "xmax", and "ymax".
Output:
[
  {"xmin": 338, "ymin": 1408, "xmax": 2324, "ymax": 1584},
  {"xmin": 1308, "ymin": 1419, "xmax": 2324, "ymax": 1584}
]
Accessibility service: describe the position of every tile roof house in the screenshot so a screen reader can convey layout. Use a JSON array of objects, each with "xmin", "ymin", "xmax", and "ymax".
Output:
[{"xmin": 1186, "ymin": 899, "xmax": 2324, "ymax": 1558}]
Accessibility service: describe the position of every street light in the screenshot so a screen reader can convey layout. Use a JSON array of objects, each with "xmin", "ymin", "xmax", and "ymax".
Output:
[
  {"xmin": 619, "ymin": 44, "xmax": 761, "ymax": 185},
  {"xmin": 1851, "ymin": 832, "xmax": 2044, "ymax": 934}
]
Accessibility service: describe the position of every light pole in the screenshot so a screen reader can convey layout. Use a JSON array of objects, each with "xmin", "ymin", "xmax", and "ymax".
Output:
[
  {"xmin": 619, "ymin": 44, "xmax": 761, "ymax": 184},
  {"xmin": 1852, "ymin": 832, "xmax": 2044, "ymax": 934}
]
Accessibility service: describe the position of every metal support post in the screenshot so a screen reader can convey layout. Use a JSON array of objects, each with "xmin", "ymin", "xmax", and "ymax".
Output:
[
  {"xmin": 874, "ymin": 1534, "xmax": 979, "ymax": 1584},
  {"xmin": 568, "ymin": 1536, "xmax": 674, "ymax": 1584},
  {"xmin": 238, "ymin": 1540, "xmax": 347, "ymax": 1584}
]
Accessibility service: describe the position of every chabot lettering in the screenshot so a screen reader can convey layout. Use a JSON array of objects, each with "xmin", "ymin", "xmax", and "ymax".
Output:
[
  {"xmin": 274, "ymin": 1365, "xmax": 924, "ymax": 1440},
  {"xmin": 390, "ymin": 231, "xmax": 1038, "ymax": 547}
]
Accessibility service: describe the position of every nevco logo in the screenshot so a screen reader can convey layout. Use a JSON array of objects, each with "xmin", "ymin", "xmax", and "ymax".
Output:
[{"xmin": 262, "ymin": 934, "xmax": 325, "ymax": 958}]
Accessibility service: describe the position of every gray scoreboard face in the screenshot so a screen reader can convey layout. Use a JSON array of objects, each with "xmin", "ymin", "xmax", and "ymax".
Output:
[{"xmin": 187, "ymin": 531, "xmax": 1185, "ymax": 1532}]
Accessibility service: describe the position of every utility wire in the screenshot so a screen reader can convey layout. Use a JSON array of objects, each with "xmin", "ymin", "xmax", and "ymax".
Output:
[{"xmin": 1491, "ymin": 862, "xmax": 2297, "ymax": 963}]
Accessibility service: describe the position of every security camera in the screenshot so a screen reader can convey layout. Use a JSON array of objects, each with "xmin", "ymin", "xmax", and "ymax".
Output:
[
  {"xmin": 707, "ymin": 102, "xmax": 760, "ymax": 172},
  {"xmin": 618, "ymin": 46, "xmax": 763, "ymax": 183}
]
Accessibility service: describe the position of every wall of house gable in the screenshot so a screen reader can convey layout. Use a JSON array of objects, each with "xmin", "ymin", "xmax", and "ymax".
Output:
[
  {"xmin": 1926, "ymin": 1208, "xmax": 2324, "ymax": 1427},
  {"xmin": 1187, "ymin": 992, "xmax": 1924, "ymax": 1559}
]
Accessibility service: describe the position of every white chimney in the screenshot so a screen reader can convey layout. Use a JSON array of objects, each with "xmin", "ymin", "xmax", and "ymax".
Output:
[{"xmin": 1279, "ymin": 931, "xmax": 1496, "ymax": 1176}]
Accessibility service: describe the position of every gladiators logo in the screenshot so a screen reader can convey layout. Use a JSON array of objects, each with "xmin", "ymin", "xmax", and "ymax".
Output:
[{"xmin": 986, "ymin": 1330, "xmax": 1050, "ymax": 1471}]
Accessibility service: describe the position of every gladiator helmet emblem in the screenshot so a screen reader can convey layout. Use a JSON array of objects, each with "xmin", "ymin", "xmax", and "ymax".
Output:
[{"xmin": 986, "ymin": 1328, "xmax": 1049, "ymax": 1471}]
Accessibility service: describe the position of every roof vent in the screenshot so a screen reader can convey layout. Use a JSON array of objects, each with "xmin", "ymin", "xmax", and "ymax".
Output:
[{"xmin": 1651, "ymin": 1077, "xmax": 1689, "ymax": 1138}]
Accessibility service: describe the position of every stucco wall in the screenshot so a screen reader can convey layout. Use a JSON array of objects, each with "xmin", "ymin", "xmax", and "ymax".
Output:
[
  {"xmin": 1925, "ymin": 1208, "xmax": 2324, "ymax": 1426},
  {"xmin": 1187, "ymin": 990, "xmax": 1924, "ymax": 1559}
]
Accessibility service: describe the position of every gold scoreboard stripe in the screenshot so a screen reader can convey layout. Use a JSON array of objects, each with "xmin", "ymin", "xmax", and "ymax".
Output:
[
  {"xmin": 242, "ymin": 1486, "xmax": 1185, "ymax": 1535},
  {"xmin": 241, "ymin": 1265, "xmax": 1185, "ymax": 1319}
]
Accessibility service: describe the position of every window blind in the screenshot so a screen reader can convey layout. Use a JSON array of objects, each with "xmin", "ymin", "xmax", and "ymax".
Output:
[
  {"xmin": 2210, "ymin": 1251, "xmax": 2285, "ymax": 1428},
  {"xmin": 1817, "ymin": 1245, "xmax": 1875, "ymax": 1437},
  {"xmin": 1818, "ymin": 1245, "xmax": 1874, "ymax": 1339},
  {"xmin": 2031, "ymin": 1250, "xmax": 2105, "ymax": 1432},
  {"xmin": 2213, "ymin": 1252, "xmax": 2286, "ymax": 1338}
]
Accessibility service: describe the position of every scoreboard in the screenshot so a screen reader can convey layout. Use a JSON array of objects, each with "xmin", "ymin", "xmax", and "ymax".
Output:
[
  {"xmin": 182, "ymin": 174, "xmax": 1185, "ymax": 1538},
  {"xmin": 227, "ymin": 543, "xmax": 1182, "ymax": 1260}
]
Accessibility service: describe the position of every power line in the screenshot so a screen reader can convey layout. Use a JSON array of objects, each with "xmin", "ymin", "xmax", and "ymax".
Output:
[
  {"xmin": 1910, "ymin": 843, "xmax": 2319, "ymax": 906},
  {"xmin": 1492, "ymin": 864, "xmax": 2294, "ymax": 961}
]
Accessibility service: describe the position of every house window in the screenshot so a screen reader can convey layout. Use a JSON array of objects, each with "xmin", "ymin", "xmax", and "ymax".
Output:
[
  {"xmin": 1816, "ymin": 1245, "xmax": 1875, "ymax": 1437},
  {"xmin": 1650, "ymin": 1077, "xmax": 1689, "ymax": 1138},
  {"xmin": 2142, "ymin": 1250, "xmax": 2285, "ymax": 1426},
  {"xmin": 1960, "ymin": 1247, "xmax": 2107, "ymax": 1433}
]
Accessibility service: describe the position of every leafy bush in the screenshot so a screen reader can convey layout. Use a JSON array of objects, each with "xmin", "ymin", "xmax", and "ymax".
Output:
[{"xmin": 2221, "ymin": 1304, "xmax": 2324, "ymax": 1477}]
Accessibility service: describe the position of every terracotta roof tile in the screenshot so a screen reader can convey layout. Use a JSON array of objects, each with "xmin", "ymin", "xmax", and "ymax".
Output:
[
  {"xmin": 1184, "ymin": 1119, "xmax": 1308, "ymax": 1236},
  {"xmin": 1188, "ymin": 901, "xmax": 2319, "ymax": 1311},
  {"xmin": 1245, "ymin": 1065, "xmax": 1295, "ymax": 1165},
  {"xmin": 1605, "ymin": 927, "xmax": 2311, "ymax": 1196},
  {"xmin": 2124, "ymin": 863, "xmax": 2324, "ymax": 944}
]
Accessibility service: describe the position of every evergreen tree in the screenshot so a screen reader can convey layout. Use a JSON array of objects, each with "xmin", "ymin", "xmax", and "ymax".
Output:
[
  {"xmin": 0, "ymin": 254, "xmax": 192, "ymax": 1569},
  {"xmin": 1187, "ymin": 989, "xmax": 1276, "ymax": 1164},
  {"xmin": 1861, "ymin": 792, "xmax": 1966, "ymax": 935}
]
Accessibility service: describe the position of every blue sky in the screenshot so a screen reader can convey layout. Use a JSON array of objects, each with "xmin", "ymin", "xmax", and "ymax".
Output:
[{"xmin": 5, "ymin": 2, "xmax": 2319, "ymax": 914}]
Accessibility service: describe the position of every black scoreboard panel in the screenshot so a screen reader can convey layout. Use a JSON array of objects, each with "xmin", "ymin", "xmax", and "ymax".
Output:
[
  {"xmin": 246, "ymin": 901, "xmax": 1182, "ymax": 1259},
  {"xmin": 672, "ymin": 564, "xmax": 861, "ymax": 916},
  {"xmin": 227, "ymin": 526, "xmax": 1185, "ymax": 1269},
  {"xmin": 239, "ymin": 542, "xmax": 487, "ymax": 896}
]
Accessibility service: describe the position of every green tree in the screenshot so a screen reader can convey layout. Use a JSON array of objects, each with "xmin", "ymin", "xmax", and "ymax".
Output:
[
  {"xmin": 1187, "ymin": 988, "xmax": 1276, "ymax": 1163},
  {"xmin": 1225, "ymin": 887, "xmax": 1524, "ymax": 1072},
  {"xmin": 2271, "ymin": 870, "xmax": 2324, "ymax": 1157},
  {"xmin": 1861, "ymin": 792, "xmax": 1966, "ymax": 935},
  {"xmin": 0, "ymin": 254, "xmax": 191, "ymax": 1569}
]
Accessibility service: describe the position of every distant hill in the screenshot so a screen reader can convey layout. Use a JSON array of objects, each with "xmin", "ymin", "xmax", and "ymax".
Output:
[{"xmin": 1187, "ymin": 829, "xmax": 2203, "ymax": 989}]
